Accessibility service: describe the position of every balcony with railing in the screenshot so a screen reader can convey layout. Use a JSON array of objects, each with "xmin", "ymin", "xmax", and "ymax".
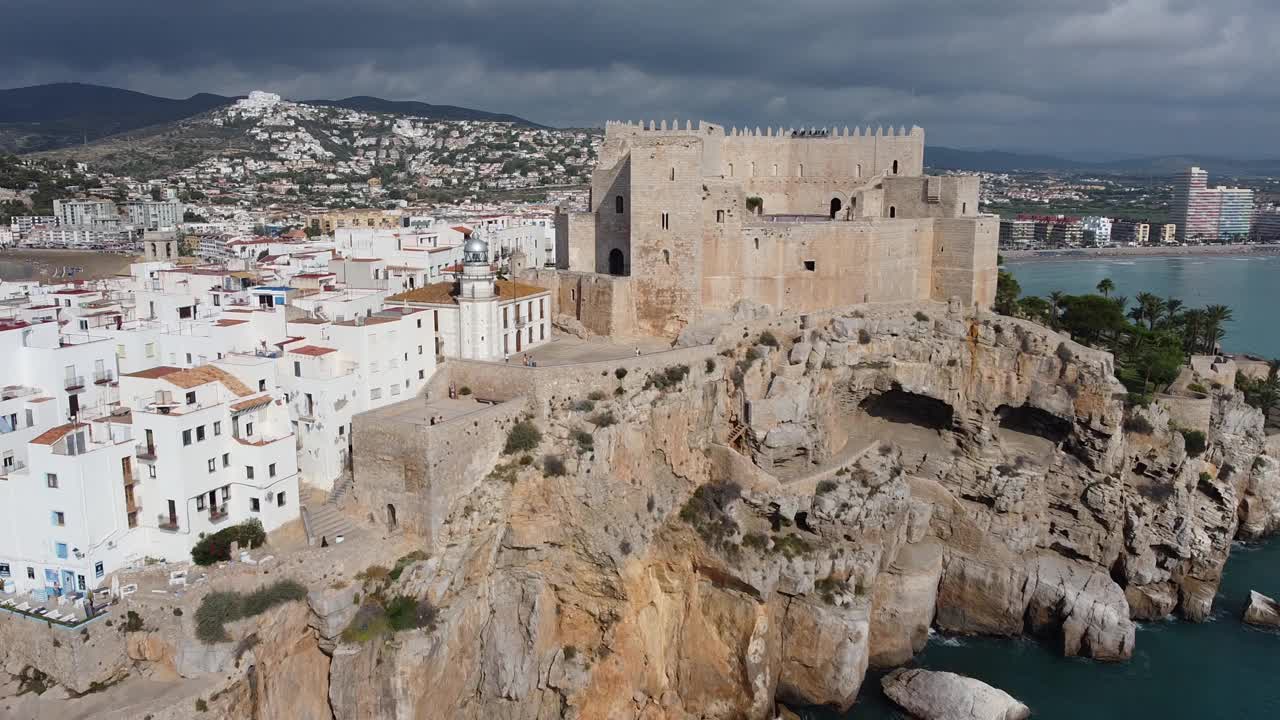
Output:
[
  {"xmin": 157, "ymin": 514, "xmax": 179, "ymax": 532},
  {"xmin": 93, "ymin": 369, "xmax": 116, "ymax": 385},
  {"xmin": 135, "ymin": 444, "xmax": 157, "ymax": 461},
  {"xmin": 0, "ymin": 459, "xmax": 26, "ymax": 477},
  {"xmin": 126, "ymin": 497, "xmax": 142, "ymax": 514},
  {"xmin": 209, "ymin": 506, "xmax": 229, "ymax": 523},
  {"xmin": 64, "ymin": 375, "xmax": 86, "ymax": 392}
]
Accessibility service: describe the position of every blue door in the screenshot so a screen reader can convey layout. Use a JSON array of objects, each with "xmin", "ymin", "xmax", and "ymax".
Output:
[{"xmin": 61, "ymin": 570, "xmax": 76, "ymax": 596}]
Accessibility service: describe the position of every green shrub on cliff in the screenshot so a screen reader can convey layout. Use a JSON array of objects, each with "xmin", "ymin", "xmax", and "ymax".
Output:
[
  {"xmin": 504, "ymin": 420, "xmax": 541, "ymax": 454},
  {"xmin": 1180, "ymin": 429, "xmax": 1207, "ymax": 457},
  {"xmin": 195, "ymin": 580, "xmax": 307, "ymax": 644}
]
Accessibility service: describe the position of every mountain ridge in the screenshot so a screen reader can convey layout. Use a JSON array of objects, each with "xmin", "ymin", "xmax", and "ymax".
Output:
[{"xmin": 0, "ymin": 82, "xmax": 544, "ymax": 154}]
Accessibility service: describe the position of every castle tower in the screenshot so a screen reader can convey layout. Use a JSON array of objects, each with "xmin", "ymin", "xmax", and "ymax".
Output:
[{"xmin": 457, "ymin": 235, "xmax": 501, "ymax": 360}]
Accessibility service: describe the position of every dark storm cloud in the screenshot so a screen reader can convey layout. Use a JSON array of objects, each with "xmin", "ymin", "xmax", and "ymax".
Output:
[{"xmin": 6, "ymin": 0, "xmax": 1279, "ymax": 155}]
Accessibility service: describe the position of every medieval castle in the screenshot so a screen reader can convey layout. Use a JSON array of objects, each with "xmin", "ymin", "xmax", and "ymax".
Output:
[{"xmin": 543, "ymin": 120, "xmax": 998, "ymax": 338}]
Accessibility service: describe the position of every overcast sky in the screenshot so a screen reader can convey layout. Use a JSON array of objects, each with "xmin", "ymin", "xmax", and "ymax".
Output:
[{"xmin": 6, "ymin": 0, "xmax": 1278, "ymax": 157}]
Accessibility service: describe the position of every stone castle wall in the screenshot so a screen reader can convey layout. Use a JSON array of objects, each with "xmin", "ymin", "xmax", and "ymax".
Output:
[{"xmin": 555, "ymin": 120, "xmax": 996, "ymax": 338}]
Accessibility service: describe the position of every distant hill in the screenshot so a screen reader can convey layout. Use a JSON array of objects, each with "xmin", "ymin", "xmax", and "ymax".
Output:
[
  {"xmin": 0, "ymin": 83, "xmax": 544, "ymax": 155},
  {"xmin": 0, "ymin": 83, "xmax": 237, "ymax": 153},
  {"xmin": 305, "ymin": 96, "xmax": 542, "ymax": 127},
  {"xmin": 927, "ymin": 146, "xmax": 1280, "ymax": 178}
]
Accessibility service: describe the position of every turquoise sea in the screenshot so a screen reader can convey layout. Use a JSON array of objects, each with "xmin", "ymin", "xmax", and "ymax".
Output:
[
  {"xmin": 1007, "ymin": 254, "xmax": 1280, "ymax": 359},
  {"xmin": 813, "ymin": 255, "xmax": 1280, "ymax": 719}
]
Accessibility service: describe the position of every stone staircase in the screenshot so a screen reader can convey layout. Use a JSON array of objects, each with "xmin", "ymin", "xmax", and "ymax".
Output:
[{"xmin": 303, "ymin": 502, "xmax": 351, "ymax": 546}]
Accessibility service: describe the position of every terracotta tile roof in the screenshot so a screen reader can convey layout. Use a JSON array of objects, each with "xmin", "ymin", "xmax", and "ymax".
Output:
[
  {"xmin": 31, "ymin": 422, "xmax": 85, "ymax": 446},
  {"xmin": 386, "ymin": 279, "xmax": 548, "ymax": 306},
  {"xmin": 27, "ymin": 397, "xmax": 54, "ymax": 403},
  {"xmin": 123, "ymin": 366, "xmax": 184, "ymax": 380},
  {"xmin": 451, "ymin": 225, "xmax": 472, "ymax": 234},
  {"xmin": 126, "ymin": 365, "xmax": 253, "ymax": 397},
  {"xmin": 230, "ymin": 395, "xmax": 273, "ymax": 412},
  {"xmin": 290, "ymin": 345, "xmax": 337, "ymax": 357},
  {"xmin": 288, "ymin": 318, "xmax": 327, "ymax": 325},
  {"xmin": 215, "ymin": 319, "xmax": 248, "ymax": 327}
]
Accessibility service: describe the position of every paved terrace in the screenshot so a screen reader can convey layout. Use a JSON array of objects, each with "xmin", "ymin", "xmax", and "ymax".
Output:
[{"xmin": 518, "ymin": 335, "xmax": 672, "ymax": 367}]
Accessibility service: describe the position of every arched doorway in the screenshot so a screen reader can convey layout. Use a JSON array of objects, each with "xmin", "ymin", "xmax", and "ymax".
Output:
[
  {"xmin": 829, "ymin": 197, "xmax": 843, "ymax": 219},
  {"xmin": 888, "ymin": 206, "xmax": 897, "ymax": 218},
  {"xmin": 386, "ymin": 504, "xmax": 397, "ymax": 531},
  {"xmin": 608, "ymin": 248, "xmax": 625, "ymax": 276}
]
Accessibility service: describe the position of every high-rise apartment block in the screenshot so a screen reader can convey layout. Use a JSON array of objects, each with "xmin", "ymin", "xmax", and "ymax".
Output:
[{"xmin": 1174, "ymin": 167, "xmax": 1254, "ymax": 243}]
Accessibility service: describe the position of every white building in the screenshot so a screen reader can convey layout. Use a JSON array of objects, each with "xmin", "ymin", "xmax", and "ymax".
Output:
[
  {"xmin": 52, "ymin": 199, "xmax": 117, "ymax": 228},
  {"xmin": 124, "ymin": 200, "xmax": 185, "ymax": 231},
  {"xmin": 278, "ymin": 306, "xmax": 437, "ymax": 488},
  {"xmin": 1080, "ymin": 216, "xmax": 1113, "ymax": 246},
  {"xmin": 385, "ymin": 237, "xmax": 551, "ymax": 361}
]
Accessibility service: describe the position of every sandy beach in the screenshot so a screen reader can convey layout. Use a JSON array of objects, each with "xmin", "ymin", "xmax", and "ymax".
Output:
[
  {"xmin": 1003, "ymin": 243, "xmax": 1280, "ymax": 263},
  {"xmin": 0, "ymin": 248, "xmax": 139, "ymax": 282}
]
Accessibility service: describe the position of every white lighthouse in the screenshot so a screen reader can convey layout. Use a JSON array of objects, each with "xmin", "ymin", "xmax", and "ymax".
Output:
[{"xmin": 457, "ymin": 235, "xmax": 500, "ymax": 360}]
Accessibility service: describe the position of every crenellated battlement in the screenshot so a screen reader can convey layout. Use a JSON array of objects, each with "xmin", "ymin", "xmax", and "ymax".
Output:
[{"xmin": 604, "ymin": 120, "xmax": 923, "ymax": 141}]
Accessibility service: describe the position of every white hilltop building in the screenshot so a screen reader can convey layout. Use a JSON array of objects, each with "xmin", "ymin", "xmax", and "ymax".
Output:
[{"xmin": 235, "ymin": 90, "xmax": 283, "ymax": 113}]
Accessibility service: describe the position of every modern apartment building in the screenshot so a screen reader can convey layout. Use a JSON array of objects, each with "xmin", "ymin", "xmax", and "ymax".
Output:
[
  {"xmin": 124, "ymin": 200, "xmax": 185, "ymax": 230},
  {"xmin": 1174, "ymin": 167, "xmax": 1254, "ymax": 243},
  {"xmin": 52, "ymin": 199, "xmax": 117, "ymax": 228}
]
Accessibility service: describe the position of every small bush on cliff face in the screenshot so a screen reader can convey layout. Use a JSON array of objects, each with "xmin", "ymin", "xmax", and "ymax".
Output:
[
  {"xmin": 504, "ymin": 421, "xmax": 542, "ymax": 454},
  {"xmin": 124, "ymin": 610, "xmax": 145, "ymax": 632},
  {"xmin": 195, "ymin": 580, "xmax": 307, "ymax": 644},
  {"xmin": 615, "ymin": 368, "xmax": 628, "ymax": 380},
  {"xmin": 680, "ymin": 482, "xmax": 743, "ymax": 553},
  {"xmin": 543, "ymin": 454, "xmax": 567, "ymax": 477},
  {"xmin": 815, "ymin": 576, "xmax": 851, "ymax": 605},
  {"xmin": 858, "ymin": 329, "xmax": 872, "ymax": 345},
  {"xmin": 589, "ymin": 411, "xmax": 617, "ymax": 427},
  {"xmin": 573, "ymin": 399, "xmax": 595, "ymax": 412},
  {"xmin": 1187, "ymin": 382, "xmax": 1209, "ymax": 395},
  {"xmin": 771, "ymin": 534, "xmax": 813, "ymax": 560},
  {"xmin": 389, "ymin": 550, "xmax": 428, "ymax": 581},
  {"xmin": 741, "ymin": 532, "xmax": 769, "ymax": 551},
  {"xmin": 572, "ymin": 429, "xmax": 594, "ymax": 454},
  {"xmin": 705, "ymin": 357, "xmax": 716, "ymax": 374},
  {"xmin": 195, "ymin": 699, "xmax": 208, "ymax": 712},
  {"xmin": 914, "ymin": 311, "xmax": 930, "ymax": 323},
  {"xmin": 815, "ymin": 479, "xmax": 838, "ymax": 495},
  {"xmin": 644, "ymin": 365, "xmax": 690, "ymax": 391},
  {"xmin": 342, "ymin": 595, "xmax": 437, "ymax": 643},
  {"xmin": 758, "ymin": 331, "xmax": 779, "ymax": 348},
  {"xmin": 1180, "ymin": 429, "xmax": 1208, "ymax": 457},
  {"xmin": 588, "ymin": 390, "xmax": 607, "ymax": 402},
  {"xmin": 1123, "ymin": 413, "xmax": 1155, "ymax": 435},
  {"xmin": 1125, "ymin": 392, "xmax": 1153, "ymax": 409}
]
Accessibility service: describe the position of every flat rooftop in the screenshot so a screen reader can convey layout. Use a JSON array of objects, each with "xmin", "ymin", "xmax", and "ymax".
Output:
[{"xmin": 363, "ymin": 396, "xmax": 501, "ymax": 428}]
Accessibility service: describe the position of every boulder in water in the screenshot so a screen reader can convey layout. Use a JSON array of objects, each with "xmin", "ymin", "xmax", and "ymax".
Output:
[
  {"xmin": 881, "ymin": 668, "xmax": 1031, "ymax": 720},
  {"xmin": 1243, "ymin": 590, "xmax": 1280, "ymax": 628}
]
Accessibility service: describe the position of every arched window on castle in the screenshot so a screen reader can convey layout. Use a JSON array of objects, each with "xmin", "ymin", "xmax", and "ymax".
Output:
[
  {"xmin": 615, "ymin": 195, "xmax": 624, "ymax": 214},
  {"xmin": 663, "ymin": 249, "xmax": 670, "ymax": 265},
  {"xmin": 856, "ymin": 163, "xmax": 862, "ymax": 178},
  {"xmin": 889, "ymin": 206, "xmax": 897, "ymax": 218},
  {"xmin": 754, "ymin": 238, "xmax": 760, "ymax": 250},
  {"xmin": 716, "ymin": 210, "xmax": 726, "ymax": 223},
  {"xmin": 798, "ymin": 164, "xmax": 804, "ymax": 178},
  {"xmin": 771, "ymin": 164, "xmax": 778, "ymax": 177},
  {"xmin": 727, "ymin": 163, "xmax": 734, "ymax": 178},
  {"xmin": 661, "ymin": 213, "xmax": 669, "ymax": 230},
  {"xmin": 670, "ymin": 168, "xmax": 675, "ymax": 181},
  {"xmin": 750, "ymin": 162, "xmax": 756, "ymax": 177},
  {"xmin": 892, "ymin": 160, "xmax": 899, "ymax": 175},
  {"xmin": 962, "ymin": 202, "xmax": 967, "ymax": 215}
]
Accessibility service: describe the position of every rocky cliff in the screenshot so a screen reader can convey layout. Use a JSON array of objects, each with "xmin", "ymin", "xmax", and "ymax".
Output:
[{"xmin": 13, "ymin": 300, "xmax": 1276, "ymax": 719}]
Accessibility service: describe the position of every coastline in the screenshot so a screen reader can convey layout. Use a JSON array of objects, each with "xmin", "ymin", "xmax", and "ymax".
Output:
[
  {"xmin": 1003, "ymin": 243, "xmax": 1280, "ymax": 263},
  {"xmin": 0, "ymin": 247, "xmax": 139, "ymax": 282}
]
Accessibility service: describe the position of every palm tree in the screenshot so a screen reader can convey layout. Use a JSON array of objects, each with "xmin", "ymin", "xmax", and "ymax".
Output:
[
  {"xmin": 1181, "ymin": 309, "xmax": 1206, "ymax": 356},
  {"xmin": 1132, "ymin": 292, "xmax": 1164, "ymax": 331},
  {"xmin": 1112, "ymin": 295, "xmax": 1129, "ymax": 312},
  {"xmin": 1202, "ymin": 304, "xmax": 1234, "ymax": 354},
  {"xmin": 1047, "ymin": 290, "xmax": 1067, "ymax": 330},
  {"xmin": 1096, "ymin": 278, "xmax": 1115, "ymax": 297}
]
